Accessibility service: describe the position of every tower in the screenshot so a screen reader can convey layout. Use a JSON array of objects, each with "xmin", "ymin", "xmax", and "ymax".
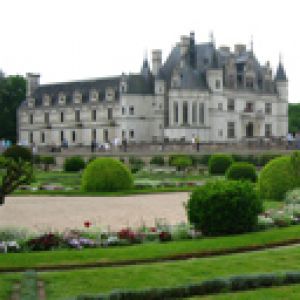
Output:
[
  {"xmin": 275, "ymin": 55, "xmax": 288, "ymax": 102},
  {"xmin": 206, "ymin": 47, "xmax": 223, "ymax": 92}
]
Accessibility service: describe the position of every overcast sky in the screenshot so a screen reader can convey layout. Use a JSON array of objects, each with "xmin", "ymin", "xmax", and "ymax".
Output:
[{"xmin": 0, "ymin": 0, "xmax": 298, "ymax": 102}]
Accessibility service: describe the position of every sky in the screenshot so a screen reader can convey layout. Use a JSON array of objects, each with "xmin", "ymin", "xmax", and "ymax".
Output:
[{"xmin": 0, "ymin": 0, "xmax": 299, "ymax": 102}]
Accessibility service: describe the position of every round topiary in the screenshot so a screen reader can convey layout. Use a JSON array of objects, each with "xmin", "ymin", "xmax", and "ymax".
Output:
[
  {"xmin": 258, "ymin": 154, "xmax": 300, "ymax": 201},
  {"xmin": 64, "ymin": 156, "xmax": 85, "ymax": 172},
  {"xmin": 208, "ymin": 154, "xmax": 233, "ymax": 175},
  {"xmin": 81, "ymin": 158, "xmax": 133, "ymax": 192},
  {"xmin": 150, "ymin": 156, "xmax": 165, "ymax": 166},
  {"xmin": 3, "ymin": 145, "xmax": 32, "ymax": 162},
  {"xmin": 171, "ymin": 155, "xmax": 192, "ymax": 172},
  {"xmin": 187, "ymin": 180, "xmax": 262, "ymax": 236},
  {"xmin": 226, "ymin": 162, "xmax": 257, "ymax": 182}
]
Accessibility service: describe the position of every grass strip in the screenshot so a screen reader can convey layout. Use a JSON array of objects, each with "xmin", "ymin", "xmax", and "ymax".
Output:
[{"xmin": 1, "ymin": 225, "xmax": 300, "ymax": 271}]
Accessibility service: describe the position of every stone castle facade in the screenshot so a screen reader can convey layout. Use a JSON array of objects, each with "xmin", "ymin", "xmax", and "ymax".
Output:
[{"xmin": 18, "ymin": 32, "xmax": 288, "ymax": 147}]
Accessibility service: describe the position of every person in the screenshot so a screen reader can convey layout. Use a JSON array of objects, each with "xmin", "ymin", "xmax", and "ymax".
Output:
[{"xmin": 195, "ymin": 136, "xmax": 200, "ymax": 152}]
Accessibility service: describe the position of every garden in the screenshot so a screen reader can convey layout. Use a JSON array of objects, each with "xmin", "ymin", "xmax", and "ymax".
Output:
[{"xmin": 1, "ymin": 145, "xmax": 300, "ymax": 299}]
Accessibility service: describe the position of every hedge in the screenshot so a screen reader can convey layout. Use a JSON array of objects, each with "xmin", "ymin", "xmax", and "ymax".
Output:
[
  {"xmin": 226, "ymin": 162, "xmax": 257, "ymax": 182},
  {"xmin": 208, "ymin": 154, "xmax": 233, "ymax": 175}
]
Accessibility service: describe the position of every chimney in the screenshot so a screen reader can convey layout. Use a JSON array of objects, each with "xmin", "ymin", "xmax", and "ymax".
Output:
[
  {"xmin": 180, "ymin": 35, "xmax": 190, "ymax": 68},
  {"xmin": 152, "ymin": 49, "xmax": 162, "ymax": 76},
  {"xmin": 234, "ymin": 44, "xmax": 246, "ymax": 56},
  {"xmin": 26, "ymin": 73, "xmax": 40, "ymax": 98}
]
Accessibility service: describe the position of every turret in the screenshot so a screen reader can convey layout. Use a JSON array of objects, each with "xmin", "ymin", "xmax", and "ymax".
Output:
[
  {"xmin": 275, "ymin": 57, "xmax": 288, "ymax": 102},
  {"xmin": 26, "ymin": 73, "xmax": 40, "ymax": 98}
]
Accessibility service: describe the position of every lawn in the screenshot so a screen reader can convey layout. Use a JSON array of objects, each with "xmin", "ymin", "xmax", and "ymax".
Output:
[
  {"xmin": 191, "ymin": 284, "xmax": 300, "ymax": 299},
  {"xmin": 1, "ymin": 225, "xmax": 300, "ymax": 270},
  {"xmin": 0, "ymin": 274, "xmax": 21, "ymax": 300},
  {"xmin": 39, "ymin": 246, "xmax": 300, "ymax": 299}
]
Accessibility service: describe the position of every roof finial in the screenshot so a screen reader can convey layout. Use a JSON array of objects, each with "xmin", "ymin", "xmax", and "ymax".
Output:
[
  {"xmin": 209, "ymin": 31, "xmax": 215, "ymax": 46},
  {"xmin": 279, "ymin": 52, "xmax": 282, "ymax": 64},
  {"xmin": 143, "ymin": 49, "xmax": 148, "ymax": 61},
  {"xmin": 250, "ymin": 35, "xmax": 253, "ymax": 53}
]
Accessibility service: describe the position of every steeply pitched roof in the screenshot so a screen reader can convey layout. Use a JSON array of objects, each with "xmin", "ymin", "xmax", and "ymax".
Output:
[{"xmin": 275, "ymin": 62, "xmax": 287, "ymax": 81}]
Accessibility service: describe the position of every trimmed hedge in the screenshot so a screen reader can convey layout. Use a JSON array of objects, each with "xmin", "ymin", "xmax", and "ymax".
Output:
[
  {"xmin": 150, "ymin": 156, "xmax": 165, "ymax": 166},
  {"xmin": 170, "ymin": 155, "xmax": 192, "ymax": 171},
  {"xmin": 3, "ymin": 145, "xmax": 33, "ymax": 162},
  {"xmin": 81, "ymin": 158, "xmax": 133, "ymax": 192},
  {"xmin": 64, "ymin": 156, "xmax": 85, "ymax": 172},
  {"xmin": 187, "ymin": 180, "xmax": 262, "ymax": 236},
  {"xmin": 129, "ymin": 157, "xmax": 144, "ymax": 174},
  {"xmin": 226, "ymin": 162, "xmax": 257, "ymax": 182},
  {"xmin": 208, "ymin": 154, "xmax": 233, "ymax": 175},
  {"xmin": 74, "ymin": 271, "xmax": 300, "ymax": 300},
  {"xmin": 232, "ymin": 153, "xmax": 282, "ymax": 167},
  {"xmin": 259, "ymin": 153, "xmax": 300, "ymax": 201}
]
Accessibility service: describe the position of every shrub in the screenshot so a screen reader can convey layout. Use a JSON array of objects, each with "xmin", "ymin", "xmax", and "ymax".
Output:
[
  {"xmin": 226, "ymin": 162, "xmax": 257, "ymax": 182},
  {"xmin": 81, "ymin": 158, "xmax": 133, "ymax": 192},
  {"xmin": 258, "ymin": 153, "xmax": 300, "ymax": 201},
  {"xmin": 129, "ymin": 156, "xmax": 144, "ymax": 173},
  {"xmin": 150, "ymin": 155, "xmax": 165, "ymax": 166},
  {"xmin": 169, "ymin": 155, "xmax": 192, "ymax": 172},
  {"xmin": 187, "ymin": 180, "xmax": 262, "ymax": 236},
  {"xmin": 64, "ymin": 156, "xmax": 85, "ymax": 172},
  {"xmin": 208, "ymin": 154, "xmax": 233, "ymax": 175},
  {"xmin": 3, "ymin": 145, "xmax": 32, "ymax": 162},
  {"xmin": 198, "ymin": 154, "xmax": 211, "ymax": 166},
  {"xmin": 40, "ymin": 156, "xmax": 55, "ymax": 171},
  {"xmin": 26, "ymin": 233, "xmax": 64, "ymax": 251}
]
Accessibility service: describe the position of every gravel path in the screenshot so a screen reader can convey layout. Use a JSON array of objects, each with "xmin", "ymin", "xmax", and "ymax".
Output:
[{"xmin": 0, "ymin": 193, "xmax": 189, "ymax": 232}]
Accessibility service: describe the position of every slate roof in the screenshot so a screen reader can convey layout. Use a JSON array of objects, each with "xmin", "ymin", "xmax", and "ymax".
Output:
[{"xmin": 275, "ymin": 62, "xmax": 287, "ymax": 81}]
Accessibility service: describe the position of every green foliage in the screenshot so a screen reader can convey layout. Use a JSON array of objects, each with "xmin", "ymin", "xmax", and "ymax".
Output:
[
  {"xmin": 187, "ymin": 180, "xmax": 262, "ymax": 236},
  {"xmin": 150, "ymin": 156, "xmax": 165, "ymax": 166},
  {"xmin": 81, "ymin": 158, "xmax": 133, "ymax": 192},
  {"xmin": 285, "ymin": 188, "xmax": 300, "ymax": 205},
  {"xmin": 208, "ymin": 153, "xmax": 233, "ymax": 175},
  {"xmin": 0, "ymin": 158, "xmax": 32, "ymax": 205},
  {"xmin": 289, "ymin": 103, "xmax": 300, "ymax": 133},
  {"xmin": 258, "ymin": 154, "xmax": 300, "ymax": 201},
  {"xmin": 169, "ymin": 155, "xmax": 192, "ymax": 171},
  {"xmin": 226, "ymin": 162, "xmax": 257, "ymax": 182},
  {"xmin": 64, "ymin": 156, "xmax": 85, "ymax": 172},
  {"xmin": 40, "ymin": 156, "xmax": 55, "ymax": 171},
  {"xmin": 0, "ymin": 75, "xmax": 26, "ymax": 142},
  {"xmin": 232, "ymin": 153, "xmax": 282, "ymax": 167},
  {"xmin": 3, "ymin": 145, "xmax": 33, "ymax": 162},
  {"xmin": 129, "ymin": 156, "xmax": 144, "ymax": 173}
]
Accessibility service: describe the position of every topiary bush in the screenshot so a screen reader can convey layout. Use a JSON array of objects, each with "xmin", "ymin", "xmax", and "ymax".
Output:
[
  {"xmin": 187, "ymin": 180, "xmax": 262, "ymax": 236},
  {"xmin": 208, "ymin": 153, "xmax": 233, "ymax": 175},
  {"xmin": 169, "ymin": 155, "xmax": 192, "ymax": 172},
  {"xmin": 129, "ymin": 156, "xmax": 144, "ymax": 174},
  {"xmin": 81, "ymin": 158, "xmax": 133, "ymax": 192},
  {"xmin": 226, "ymin": 162, "xmax": 257, "ymax": 182},
  {"xmin": 40, "ymin": 156, "xmax": 55, "ymax": 171},
  {"xmin": 63, "ymin": 156, "xmax": 85, "ymax": 172},
  {"xmin": 150, "ymin": 155, "xmax": 165, "ymax": 166},
  {"xmin": 3, "ymin": 145, "xmax": 33, "ymax": 162},
  {"xmin": 258, "ymin": 153, "xmax": 300, "ymax": 201}
]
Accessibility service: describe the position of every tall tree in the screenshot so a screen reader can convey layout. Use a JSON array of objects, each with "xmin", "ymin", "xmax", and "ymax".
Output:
[
  {"xmin": 289, "ymin": 103, "xmax": 300, "ymax": 134},
  {"xmin": 0, "ymin": 75, "xmax": 26, "ymax": 142}
]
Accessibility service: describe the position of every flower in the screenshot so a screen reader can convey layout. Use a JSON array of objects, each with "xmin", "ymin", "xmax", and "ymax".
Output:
[
  {"xmin": 150, "ymin": 227, "xmax": 157, "ymax": 232},
  {"xmin": 84, "ymin": 221, "xmax": 92, "ymax": 228}
]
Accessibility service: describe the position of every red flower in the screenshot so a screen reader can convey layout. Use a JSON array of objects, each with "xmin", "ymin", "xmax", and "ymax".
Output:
[
  {"xmin": 150, "ymin": 227, "xmax": 157, "ymax": 232},
  {"xmin": 84, "ymin": 221, "xmax": 92, "ymax": 228}
]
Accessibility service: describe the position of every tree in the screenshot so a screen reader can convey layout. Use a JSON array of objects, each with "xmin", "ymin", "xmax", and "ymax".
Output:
[
  {"xmin": 0, "ymin": 75, "xmax": 26, "ymax": 142},
  {"xmin": 288, "ymin": 103, "xmax": 300, "ymax": 134},
  {"xmin": 0, "ymin": 157, "xmax": 32, "ymax": 205}
]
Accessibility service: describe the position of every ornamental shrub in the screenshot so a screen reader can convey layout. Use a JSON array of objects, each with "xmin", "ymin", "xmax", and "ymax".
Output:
[
  {"xmin": 187, "ymin": 180, "xmax": 262, "ymax": 236},
  {"xmin": 81, "ymin": 157, "xmax": 133, "ymax": 192},
  {"xmin": 129, "ymin": 156, "xmax": 144, "ymax": 173},
  {"xmin": 226, "ymin": 162, "xmax": 257, "ymax": 182},
  {"xmin": 3, "ymin": 145, "xmax": 32, "ymax": 162},
  {"xmin": 63, "ymin": 156, "xmax": 85, "ymax": 172},
  {"xmin": 169, "ymin": 155, "xmax": 192, "ymax": 171},
  {"xmin": 40, "ymin": 156, "xmax": 55, "ymax": 171},
  {"xmin": 208, "ymin": 154, "xmax": 233, "ymax": 175},
  {"xmin": 258, "ymin": 153, "xmax": 300, "ymax": 201},
  {"xmin": 150, "ymin": 155, "xmax": 165, "ymax": 166}
]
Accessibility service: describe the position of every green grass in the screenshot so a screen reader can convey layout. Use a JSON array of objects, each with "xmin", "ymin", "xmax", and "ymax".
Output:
[
  {"xmin": 191, "ymin": 284, "xmax": 300, "ymax": 299},
  {"xmin": 40, "ymin": 246, "xmax": 300, "ymax": 299},
  {"xmin": 0, "ymin": 274, "xmax": 21, "ymax": 300},
  {"xmin": 1, "ymin": 225, "xmax": 300, "ymax": 270}
]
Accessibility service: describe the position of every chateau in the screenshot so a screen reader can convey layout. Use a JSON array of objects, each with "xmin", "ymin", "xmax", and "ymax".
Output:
[{"xmin": 18, "ymin": 32, "xmax": 288, "ymax": 147}]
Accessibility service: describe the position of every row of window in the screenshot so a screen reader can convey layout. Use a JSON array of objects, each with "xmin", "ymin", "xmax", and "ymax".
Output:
[
  {"xmin": 173, "ymin": 102, "xmax": 205, "ymax": 125},
  {"xmin": 29, "ymin": 129, "xmax": 135, "ymax": 144},
  {"xmin": 29, "ymin": 109, "xmax": 114, "ymax": 125},
  {"xmin": 122, "ymin": 106, "xmax": 134, "ymax": 115},
  {"xmin": 221, "ymin": 99, "xmax": 272, "ymax": 114},
  {"xmin": 227, "ymin": 122, "xmax": 272, "ymax": 138}
]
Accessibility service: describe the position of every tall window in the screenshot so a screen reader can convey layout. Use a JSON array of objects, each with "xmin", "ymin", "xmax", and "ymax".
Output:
[
  {"xmin": 60, "ymin": 131, "xmax": 64, "ymax": 142},
  {"xmin": 44, "ymin": 112, "xmax": 49, "ymax": 124},
  {"xmin": 228, "ymin": 74, "xmax": 235, "ymax": 89},
  {"xmin": 92, "ymin": 110, "xmax": 97, "ymax": 121},
  {"xmin": 129, "ymin": 106, "xmax": 134, "ymax": 115},
  {"xmin": 246, "ymin": 77, "xmax": 254, "ymax": 89},
  {"xmin": 92, "ymin": 129, "xmax": 96, "ymax": 140},
  {"xmin": 265, "ymin": 124, "xmax": 272, "ymax": 137},
  {"xmin": 40, "ymin": 132, "xmax": 45, "ymax": 143},
  {"xmin": 192, "ymin": 102, "xmax": 197, "ymax": 124},
  {"xmin": 108, "ymin": 108, "xmax": 113, "ymax": 120},
  {"xmin": 183, "ymin": 101, "xmax": 188, "ymax": 124},
  {"xmin": 265, "ymin": 103, "xmax": 272, "ymax": 115},
  {"xmin": 245, "ymin": 102, "xmax": 254, "ymax": 112},
  {"xmin": 29, "ymin": 132, "xmax": 33, "ymax": 143},
  {"xmin": 72, "ymin": 131, "xmax": 76, "ymax": 142},
  {"xmin": 129, "ymin": 130, "xmax": 134, "ymax": 139},
  {"xmin": 75, "ymin": 110, "xmax": 80, "ymax": 122},
  {"xmin": 227, "ymin": 98, "xmax": 235, "ymax": 111},
  {"xmin": 227, "ymin": 122, "xmax": 235, "ymax": 138},
  {"xmin": 60, "ymin": 112, "xmax": 64, "ymax": 123},
  {"xmin": 103, "ymin": 129, "xmax": 109, "ymax": 142},
  {"xmin": 199, "ymin": 103, "xmax": 205, "ymax": 124},
  {"xmin": 122, "ymin": 107, "xmax": 126, "ymax": 115},
  {"xmin": 215, "ymin": 79, "xmax": 221, "ymax": 89},
  {"xmin": 29, "ymin": 114, "xmax": 33, "ymax": 124},
  {"xmin": 173, "ymin": 102, "xmax": 178, "ymax": 124}
]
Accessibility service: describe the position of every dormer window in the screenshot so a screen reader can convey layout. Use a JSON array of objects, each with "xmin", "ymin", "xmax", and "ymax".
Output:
[
  {"xmin": 58, "ymin": 93, "xmax": 66, "ymax": 105},
  {"xmin": 246, "ymin": 77, "xmax": 254, "ymax": 89},
  {"xmin": 105, "ymin": 87, "xmax": 115, "ymax": 101},
  {"xmin": 43, "ymin": 94, "xmax": 51, "ymax": 106},
  {"xmin": 90, "ymin": 89, "xmax": 98, "ymax": 102},
  {"xmin": 74, "ymin": 91, "xmax": 82, "ymax": 104},
  {"xmin": 27, "ymin": 98, "xmax": 35, "ymax": 108}
]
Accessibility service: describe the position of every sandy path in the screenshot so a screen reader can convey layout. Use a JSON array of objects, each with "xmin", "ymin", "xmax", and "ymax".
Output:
[{"xmin": 0, "ymin": 193, "xmax": 190, "ymax": 232}]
